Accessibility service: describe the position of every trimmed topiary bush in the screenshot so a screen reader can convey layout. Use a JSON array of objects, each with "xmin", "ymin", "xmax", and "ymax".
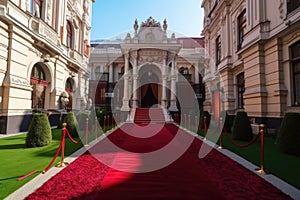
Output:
[
  {"xmin": 232, "ymin": 111, "xmax": 253, "ymax": 141},
  {"xmin": 64, "ymin": 112, "xmax": 78, "ymax": 138},
  {"xmin": 220, "ymin": 110, "xmax": 231, "ymax": 133},
  {"xmin": 276, "ymin": 112, "xmax": 300, "ymax": 156},
  {"xmin": 26, "ymin": 113, "xmax": 52, "ymax": 147}
]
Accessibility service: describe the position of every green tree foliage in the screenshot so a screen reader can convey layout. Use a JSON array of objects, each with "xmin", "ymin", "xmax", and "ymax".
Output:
[
  {"xmin": 232, "ymin": 111, "xmax": 253, "ymax": 141},
  {"xmin": 276, "ymin": 112, "xmax": 300, "ymax": 156},
  {"xmin": 26, "ymin": 113, "xmax": 52, "ymax": 147}
]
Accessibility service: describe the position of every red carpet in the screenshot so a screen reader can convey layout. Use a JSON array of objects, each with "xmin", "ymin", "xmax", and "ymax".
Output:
[{"xmin": 26, "ymin": 123, "xmax": 291, "ymax": 200}]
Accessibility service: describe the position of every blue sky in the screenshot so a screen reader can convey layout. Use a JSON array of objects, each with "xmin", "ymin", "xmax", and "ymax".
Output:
[{"xmin": 91, "ymin": 0, "xmax": 204, "ymax": 40}]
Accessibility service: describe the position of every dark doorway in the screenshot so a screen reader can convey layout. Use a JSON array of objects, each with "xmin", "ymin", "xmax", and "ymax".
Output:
[{"xmin": 141, "ymin": 84, "xmax": 158, "ymax": 108}]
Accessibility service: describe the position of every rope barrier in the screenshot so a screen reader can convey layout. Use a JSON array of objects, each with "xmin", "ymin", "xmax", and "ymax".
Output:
[
  {"xmin": 65, "ymin": 129, "xmax": 80, "ymax": 144},
  {"xmin": 42, "ymin": 123, "xmax": 79, "ymax": 174},
  {"xmin": 223, "ymin": 129, "xmax": 260, "ymax": 148}
]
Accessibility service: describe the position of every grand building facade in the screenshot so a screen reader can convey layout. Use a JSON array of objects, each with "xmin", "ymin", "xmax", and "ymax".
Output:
[
  {"xmin": 89, "ymin": 17, "xmax": 205, "ymax": 116},
  {"xmin": 201, "ymin": 0, "xmax": 300, "ymax": 133},
  {"xmin": 0, "ymin": 0, "xmax": 95, "ymax": 134}
]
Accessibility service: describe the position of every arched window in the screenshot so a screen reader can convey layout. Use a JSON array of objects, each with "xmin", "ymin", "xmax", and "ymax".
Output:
[
  {"xmin": 291, "ymin": 41, "xmax": 300, "ymax": 106},
  {"xmin": 30, "ymin": 64, "xmax": 48, "ymax": 109},
  {"xmin": 179, "ymin": 67, "xmax": 189, "ymax": 75},
  {"xmin": 65, "ymin": 78, "xmax": 73, "ymax": 93},
  {"xmin": 179, "ymin": 67, "xmax": 191, "ymax": 82},
  {"xmin": 66, "ymin": 21, "xmax": 73, "ymax": 48},
  {"xmin": 31, "ymin": 65, "xmax": 46, "ymax": 81},
  {"xmin": 118, "ymin": 66, "xmax": 125, "ymax": 79}
]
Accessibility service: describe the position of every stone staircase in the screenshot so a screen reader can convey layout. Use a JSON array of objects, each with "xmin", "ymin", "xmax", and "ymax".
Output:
[{"xmin": 134, "ymin": 108, "xmax": 166, "ymax": 123}]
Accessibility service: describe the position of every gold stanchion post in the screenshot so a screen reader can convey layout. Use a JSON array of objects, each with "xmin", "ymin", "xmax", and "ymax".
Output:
[
  {"xmin": 218, "ymin": 117, "xmax": 223, "ymax": 149},
  {"xmin": 55, "ymin": 123, "xmax": 69, "ymax": 168},
  {"xmin": 95, "ymin": 116, "xmax": 98, "ymax": 140},
  {"xmin": 84, "ymin": 118, "xmax": 89, "ymax": 146},
  {"xmin": 204, "ymin": 116, "xmax": 207, "ymax": 140},
  {"xmin": 255, "ymin": 124, "xmax": 268, "ymax": 174},
  {"xmin": 103, "ymin": 116, "xmax": 106, "ymax": 132},
  {"xmin": 195, "ymin": 116, "xmax": 198, "ymax": 133}
]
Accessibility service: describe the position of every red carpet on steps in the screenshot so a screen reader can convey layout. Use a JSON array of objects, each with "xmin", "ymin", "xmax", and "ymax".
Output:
[{"xmin": 26, "ymin": 123, "xmax": 291, "ymax": 200}]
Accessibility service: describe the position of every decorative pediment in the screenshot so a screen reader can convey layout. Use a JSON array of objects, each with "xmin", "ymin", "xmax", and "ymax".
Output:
[{"xmin": 141, "ymin": 16, "xmax": 161, "ymax": 28}]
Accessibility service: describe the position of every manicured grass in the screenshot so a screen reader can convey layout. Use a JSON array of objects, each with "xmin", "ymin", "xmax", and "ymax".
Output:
[
  {"xmin": 197, "ymin": 129, "xmax": 300, "ymax": 190},
  {"xmin": 0, "ymin": 129, "xmax": 83, "ymax": 199}
]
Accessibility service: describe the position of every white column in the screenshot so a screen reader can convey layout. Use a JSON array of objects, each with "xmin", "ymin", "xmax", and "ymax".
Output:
[
  {"xmin": 195, "ymin": 64, "xmax": 199, "ymax": 84},
  {"xmin": 121, "ymin": 54, "xmax": 130, "ymax": 111},
  {"xmin": 132, "ymin": 52, "xmax": 138, "ymax": 108},
  {"xmin": 161, "ymin": 57, "xmax": 167, "ymax": 108},
  {"xmin": 169, "ymin": 58, "xmax": 178, "ymax": 111},
  {"xmin": 109, "ymin": 63, "xmax": 114, "ymax": 83}
]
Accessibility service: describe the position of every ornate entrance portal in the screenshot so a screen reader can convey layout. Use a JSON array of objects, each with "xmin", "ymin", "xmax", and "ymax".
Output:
[
  {"xmin": 141, "ymin": 84, "xmax": 158, "ymax": 108},
  {"xmin": 139, "ymin": 65, "xmax": 161, "ymax": 108}
]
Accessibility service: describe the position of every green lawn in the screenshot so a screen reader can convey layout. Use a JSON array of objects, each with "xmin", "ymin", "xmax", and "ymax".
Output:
[
  {"xmin": 0, "ymin": 129, "xmax": 84, "ymax": 199},
  {"xmin": 197, "ymin": 129, "xmax": 300, "ymax": 190}
]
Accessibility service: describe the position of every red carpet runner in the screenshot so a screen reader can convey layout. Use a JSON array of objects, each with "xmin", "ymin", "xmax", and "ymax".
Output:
[{"xmin": 27, "ymin": 123, "xmax": 291, "ymax": 200}]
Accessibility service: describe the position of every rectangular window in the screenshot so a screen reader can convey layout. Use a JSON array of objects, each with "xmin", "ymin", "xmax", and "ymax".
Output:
[
  {"xmin": 237, "ymin": 10, "xmax": 246, "ymax": 50},
  {"xmin": 287, "ymin": 0, "xmax": 300, "ymax": 14},
  {"xmin": 291, "ymin": 41, "xmax": 300, "ymax": 106},
  {"xmin": 216, "ymin": 35, "xmax": 221, "ymax": 66},
  {"xmin": 31, "ymin": 0, "xmax": 42, "ymax": 18},
  {"xmin": 237, "ymin": 73, "xmax": 245, "ymax": 109}
]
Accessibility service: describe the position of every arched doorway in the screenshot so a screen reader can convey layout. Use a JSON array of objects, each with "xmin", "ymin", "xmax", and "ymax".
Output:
[
  {"xmin": 30, "ymin": 63, "xmax": 49, "ymax": 109},
  {"xmin": 139, "ymin": 65, "xmax": 161, "ymax": 108},
  {"xmin": 141, "ymin": 84, "xmax": 159, "ymax": 107}
]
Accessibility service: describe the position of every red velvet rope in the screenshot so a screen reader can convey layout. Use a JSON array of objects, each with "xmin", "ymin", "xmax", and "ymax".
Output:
[
  {"xmin": 223, "ymin": 128, "xmax": 261, "ymax": 148},
  {"xmin": 65, "ymin": 129, "xmax": 80, "ymax": 144},
  {"xmin": 42, "ymin": 131, "xmax": 65, "ymax": 173}
]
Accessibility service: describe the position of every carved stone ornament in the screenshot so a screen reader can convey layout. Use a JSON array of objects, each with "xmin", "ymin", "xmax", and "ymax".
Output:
[
  {"xmin": 279, "ymin": 0, "xmax": 285, "ymax": 19},
  {"xmin": 141, "ymin": 16, "xmax": 161, "ymax": 28},
  {"xmin": 163, "ymin": 19, "xmax": 168, "ymax": 31},
  {"xmin": 134, "ymin": 19, "xmax": 139, "ymax": 32}
]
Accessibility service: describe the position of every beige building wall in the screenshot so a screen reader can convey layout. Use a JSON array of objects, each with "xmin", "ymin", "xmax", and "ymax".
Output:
[
  {"xmin": 201, "ymin": 0, "xmax": 300, "ymax": 132},
  {"xmin": 0, "ymin": 0, "xmax": 95, "ymax": 134}
]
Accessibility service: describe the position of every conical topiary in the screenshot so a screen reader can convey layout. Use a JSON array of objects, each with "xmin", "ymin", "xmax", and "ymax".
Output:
[
  {"xmin": 26, "ymin": 113, "xmax": 52, "ymax": 147},
  {"xmin": 276, "ymin": 112, "xmax": 300, "ymax": 156},
  {"xmin": 232, "ymin": 111, "xmax": 253, "ymax": 141},
  {"xmin": 64, "ymin": 112, "xmax": 78, "ymax": 137},
  {"xmin": 220, "ymin": 110, "xmax": 231, "ymax": 133}
]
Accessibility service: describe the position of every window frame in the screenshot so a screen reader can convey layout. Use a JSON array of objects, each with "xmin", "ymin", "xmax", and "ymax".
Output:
[
  {"xmin": 237, "ymin": 72, "xmax": 245, "ymax": 109},
  {"xmin": 216, "ymin": 35, "xmax": 221, "ymax": 66},
  {"xmin": 287, "ymin": 0, "xmax": 300, "ymax": 15},
  {"xmin": 237, "ymin": 10, "xmax": 246, "ymax": 50},
  {"xmin": 290, "ymin": 41, "xmax": 300, "ymax": 106},
  {"xmin": 66, "ymin": 20, "xmax": 73, "ymax": 49}
]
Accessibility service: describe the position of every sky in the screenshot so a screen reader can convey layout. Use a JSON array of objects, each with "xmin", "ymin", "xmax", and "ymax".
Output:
[{"xmin": 91, "ymin": 0, "xmax": 204, "ymax": 41}]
